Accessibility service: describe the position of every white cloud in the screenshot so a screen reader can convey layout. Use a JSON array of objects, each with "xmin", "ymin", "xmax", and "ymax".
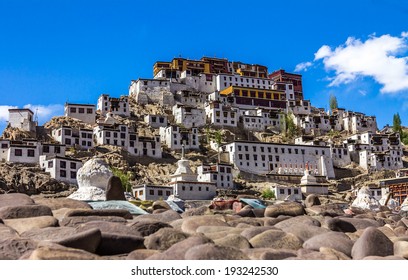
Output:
[
  {"xmin": 294, "ymin": 61, "xmax": 312, "ymax": 72},
  {"xmin": 0, "ymin": 105, "xmax": 18, "ymax": 122},
  {"xmin": 314, "ymin": 45, "xmax": 333, "ymax": 60},
  {"xmin": 314, "ymin": 33, "xmax": 408, "ymax": 94},
  {"xmin": 23, "ymin": 104, "xmax": 64, "ymax": 124}
]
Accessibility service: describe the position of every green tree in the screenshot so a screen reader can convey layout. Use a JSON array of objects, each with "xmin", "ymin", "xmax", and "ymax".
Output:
[
  {"xmin": 212, "ymin": 130, "xmax": 223, "ymax": 163},
  {"xmin": 281, "ymin": 113, "xmax": 298, "ymax": 139},
  {"xmin": 261, "ymin": 188, "xmax": 275, "ymax": 200},
  {"xmin": 393, "ymin": 113, "xmax": 402, "ymax": 134},
  {"xmin": 111, "ymin": 168, "xmax": 132, "ymax": 192},
  {"xmin": 329, "ymin": 94, "xmax": 338, "ymax": 111}
]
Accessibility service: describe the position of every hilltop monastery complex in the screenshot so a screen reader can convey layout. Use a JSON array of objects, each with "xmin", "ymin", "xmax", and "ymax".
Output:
[{"xmin": 1, "ymin": 56, "xmax": 406, "ymax": 203}]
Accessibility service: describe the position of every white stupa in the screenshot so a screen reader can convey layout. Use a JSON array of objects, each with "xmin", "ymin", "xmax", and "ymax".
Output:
[
  {"xmin": 68, "ymin": 157, "xmax": 113, "ymax": 201},
  {"xmin": 351, "ymin": 186, "xmax": 381, "ymax": 211},
  {"xmin": 300, "ymin": 162, "xmax": 328, "ymax": 195}
]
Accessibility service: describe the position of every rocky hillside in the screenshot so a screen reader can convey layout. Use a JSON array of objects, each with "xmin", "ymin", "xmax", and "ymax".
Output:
[{"xmin": 0, "ymin": 162, "xmax": 73, "ymax": 195}]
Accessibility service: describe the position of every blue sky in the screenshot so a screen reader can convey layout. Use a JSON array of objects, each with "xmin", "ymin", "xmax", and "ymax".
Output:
[{"xmin": 1, "ymin": 0, "xmax": 408, "ymax": 132}]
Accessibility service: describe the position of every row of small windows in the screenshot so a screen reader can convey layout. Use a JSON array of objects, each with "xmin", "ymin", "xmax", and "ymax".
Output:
[
  {"xmin": 278, "ymin": 188, "xmax": 299, "ymax": 195},
  {"xmin": 47, "ymin": 160, "xmax": 77, "ymax": 170},
  {"xmin": 69, "ymin": 107, "xmax": 94, "ymax": 114},
  {"xmin": 223, "ymin": 76, "xmax": 271, "ymax": 84},
  {"xmin": 181, "ymin": 186, "xmax": 210, "ymax": 192}
]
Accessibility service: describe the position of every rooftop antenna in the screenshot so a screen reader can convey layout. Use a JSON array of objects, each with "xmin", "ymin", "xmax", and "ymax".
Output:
[
  {"xmin": 34, "ymin": 108, "xmax": 39, "ymax": 124},
  {"xmin": 181, "ymin": 143, "xmax": 185, "ymax": 159}
]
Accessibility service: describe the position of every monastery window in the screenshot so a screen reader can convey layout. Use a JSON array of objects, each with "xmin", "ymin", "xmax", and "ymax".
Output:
[
  {"xmin": 238, "ymin": 154, "xmax": 243, "ymax": 160},
  {"xmin": 113, "ymin": 140, "xmax": 117, "ymax": 145},
  {"xmin": 120, "ymin": 133, "xmax": 126, "ymax": 139},
  {"xmin": 301, "ymin": 149, "xmax": 305, "ymax": 155},
  {"xmin": 294, "ymin": 189, "xmax": 299, "ymax": 194},
  {"xmin": 60, "ymin": 170, "xmax": 66, "ymax": 178},
  {"xmin": 107, "ymin": 139, "xmax": 110, "ymax": 145},
  {"xmin": 47, "ymin": 161, "xmax": 53, "ymax": 168},
  {"xmin": 315, "ymin": 150, "xmax": 318, "ymax": 155},
  {"xmin": 70, "ymin": 171, "xmax": 76, "ymax": 179},
  {"xmin": 158, "ymin": 190, "xmax": 163, "ymax": 196},
  {"xmin": 43, "ymin": 146, "xmax": 49, "ymax": 153},
  {"xmin": 198, "ymin": 186, "xmax": 202, "ymax": 191},
  {"xmin": 295, "ymin": 149, "xmax": 298, "ymax": 154},
  {"xmin": 261, "ymin": 155, "xmax": 265, "ymax": 161},
  {"xmin": 87, "ymin": 108, "xmax": 93, "ymax": 114},
  {"xmin": 60, "ymin": 161, "xmax": 66, "ymax": 169},
  {"xmin": 70, "ymin": 162, "xmax": 76, "ymax": 169},
  {"xmin": 27, "ymin": 149, "xmax": 35, "ymax": 157},
  {"xmin": 149, "ymin": 190, "xmax": 154, "ymax": 195},
  {"xmin": 322, "ymin": 150, "xmax": 325, "ymax": 155},
  {"xmin": 166, "ymin": 191, "xmax": 171, "ymax": 196},
  {"xmin": 55, "ymin": 146, "xmax": 61, "ymax": 153},
  {"xmin": 250, "ymin": 91, "xmax": 256, "ymax": 98},
  {"xmin": 275, "ymin": 156, "xmax": 280, "ymax": 161},
  {"xmin": 269, "ymin": 155, "xmax": 273, "ymax": 161},
  {"xmin": 274, "ymin": 148, "xmax": 278, "ymax": 153},
  {"xmin": 245, "ymin": 154, "xmax": 250, "ymax": 160},
  {"xmin": 253, "ymin": 155, "xmax": 258, "ymax": 160},
  {"xmin": 78, "ymin": 108, "xmax": 85, "ymax": 114},
  {"xmin": 113, "ymin": 132, "xmax": 118, "ymax": 138},
  {"xmin": 253, "ymin": 146, "xmax": 256, "ymax": 152},
  {"xmin": 190, "ymin": 186, "xmax": 193, "ymax": 191},
  {"xmin": 65, "ymin": 139, "xmax": 71, "ymax": 145},
  {"xmin": 244, "ymin": 146, "xmax": 248, "ymax": 152},
  {"xmin": 288, "ymin": 148, "xmax": 292, "ymax": 154},
  {"xmin": 14, "ymin": 149, "xmax": 23, "ymax": 157},
  {"xmin": 281, "ymin": 148, "xmax": 285, "ymax": 153},
  {"xmin": 231, "ymin": 112, "xmax": 235, "ymax": 118},
  {"xmin": 182, "ymin": 186, "xmax": 185, "ymax": 191},
  {"xmin": 64, "ymin": 129, "xmax": 71, "ymax": 136},
  {"xmin": 279, "ymin": 189, "xmax": 285, "ymax": 195},
  {"xmin": 106, "ymin": 132, "xmax": 111, "ymax": 137}
]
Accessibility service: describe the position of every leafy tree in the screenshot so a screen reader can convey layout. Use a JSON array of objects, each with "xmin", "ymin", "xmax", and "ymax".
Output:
[
  {"xmin": 111, "ymin": 168, "xmax": 132, "ymax": 192},
  {"xmin": 212, "ymin": 130, "xmax": 224, "ymax": 163},
  {"xmin": 281, "ymin": 113, "xmax": 298, "ymax": 139},
  {"xmin": 329, "ymin": 94, "xmax": 338, "ymax": 111},
  {"xmin": 393, "ymin": 113, "xmax": 402, "ymax": 134},
  {"xmin": 261, "ymin": 188, "xmax": 275, "ymax": 200}
]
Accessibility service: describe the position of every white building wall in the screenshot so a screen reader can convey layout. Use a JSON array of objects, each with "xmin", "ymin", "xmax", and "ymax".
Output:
[
  {"xmin": 144, "ymin": 115, "xmax": 168, "ymax": 128},
  {"xmin": 205, "ymin": 103, "xmax": 238, "ymax": 127},
  {"xmin": 0, "ymin": 140, "xmax": 10, "ymax": 161},
  {"xmin": 129, "ymin": 135, "xmax": 162, "ymax": 158},
  {"xmin": 40, "ymin": 156, "xmax": 82, "ymax": 184},
  {"xmin": 173, "ymin": 105, "xmax": 206, "ymax": 129},
  {"xmin": 8, "ymin": 109, "xmax": 36, "ymax": 132},
  {"xmin": 132, "ymin": 185, "xmax": 173, "ymax": 201},
  {"xmin": 223, "ymin": 141, "xmax": 335, "ymax": 178},
  {"xmin": 93, "ymin": 125, "xmax": 129, "ymax": 148},
  {"xmin": 159, "ymin": 126, "xmax": 199, "ymax": 150},
  {"xmin": 97, "ymin": 94, "xmax": 130, "ymax": 117},
  {"xmin": 64, "ymin": 104, "xmax": 96, "ymax": 124},
  {"xmin": 197, "ymin": 164, "xmax": 234, "ymax": 189},
  {"xmin": 7, "ymin": 145, "xmax": 40, "ymax": 164},
  {"xmin": 272, "ymin": 186, "xmax": 302, "ymax": 201},
  {"xmin": 216, "ymin": 74, "xmax": 274, "ymax": 92},
  {"xmin": 172, "ymin": 182, "xmax": 216, "ymax": 200}
]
